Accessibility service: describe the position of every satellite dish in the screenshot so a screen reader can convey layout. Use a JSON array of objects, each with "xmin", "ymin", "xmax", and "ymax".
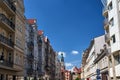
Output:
[{"xmin": 101, "ymin": 0, "xmax": 107, "ymax": 7}]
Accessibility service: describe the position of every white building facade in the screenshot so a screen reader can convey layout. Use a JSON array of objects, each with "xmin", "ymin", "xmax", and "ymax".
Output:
[
  {"xmin": 81, "ymin": 35, "xmax": 106, "ymax": 80},
  {"xmin": 102, "ymin": 0, "xmax": 120, "ymax": 79}
]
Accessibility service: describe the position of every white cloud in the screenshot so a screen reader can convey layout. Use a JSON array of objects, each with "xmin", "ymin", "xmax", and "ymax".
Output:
[
  {"xmin": 71, "ymin": 50, "xmax": 79, "ymax": 55},
  {"xmin": 58, "ymin": 51, "xmax": 66, "ymax": 57},
  {"xmin": 65, "ymin": 63, "xmax": 73, "ymax": 67},
  {"xmin": 66, "ymin": 60, "xmax": 81, "ymax": 71}
]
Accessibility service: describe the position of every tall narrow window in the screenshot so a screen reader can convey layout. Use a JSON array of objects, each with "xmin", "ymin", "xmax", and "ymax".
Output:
[
  {"xmin": 8, "ymin": 53, "xmax": 12, "ymax": 62},
  {"xmin": 9, "ymin": 34, "xmax": 12, "ymax": 41},
  {"xmin": 111, "ymin": 35, "xmax": 116, "ymax": 43}
]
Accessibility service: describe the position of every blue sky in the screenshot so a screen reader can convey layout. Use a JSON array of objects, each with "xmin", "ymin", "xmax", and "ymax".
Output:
[{"xmin": 24, "ymin": 0, "xmax": 104, "ymax": 70}]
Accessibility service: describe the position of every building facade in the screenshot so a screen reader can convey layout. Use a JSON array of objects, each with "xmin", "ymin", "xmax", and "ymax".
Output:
[
  {"xmin": 0, "ymin": 0, "xmax": 25, "ymax": 80},
  {"xmin": 55, "ymin": 53, "xmax": 61, "ymax": 80},
  {"xmin": 71, "ymin": 66, "xmax": 81, "ymax": 80},
  {"xmin": 42, "ymin": 37, "xmax": 56, "ymax": 80},
  {"xmin": 24, "ymin": 19, "xmax": 38, "ymax": 80},
  {"xmin": 81, "ymin": 35, "xmax": 106, "ymax": 80},
  {"xmin": 101, "ymin": 0, "xmax": 120, "ymax": 79},
  {"xmin": 37, "ymin": 30, "xmax": 46, "ymax": 79},
  {"xmin": 64, "ymin": 70, "xmax": 72, "ymax": 80},
  {"xmin": 38, "ymin": 31, "xmax": 57, "ymax": 80},
  {"xmin": 94, "ymin": 44, "xmax": 110, "ymax": 80}
]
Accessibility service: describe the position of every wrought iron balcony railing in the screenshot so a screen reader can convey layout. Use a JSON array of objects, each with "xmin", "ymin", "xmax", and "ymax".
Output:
[
  {"xmin": 27, "ymin": 53, "xmax": 34, "ymax": 59},
  {"xmin": 0, "ymin": 13, "xmax": 15, "ymax": 30},
  {"xmin": 0, "ymin": 59, "xmax": 13, "ymax": 68},
  {"xmin": 27, "ymin": 67, "xmax": 34, "ymax": 75},
  {"xmin": 3, "ymin": 0, "xmax": 16, "ymax": 12},
  {"xmin": 0, "ymin": 34, "xmax": 14, "ymax": 48},
  {"xmin": 27, "ymin": 41, "xmax": 34, "ymax": 49}
]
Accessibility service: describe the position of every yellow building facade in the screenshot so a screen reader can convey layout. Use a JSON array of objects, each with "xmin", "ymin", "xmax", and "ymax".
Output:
[{"xmin": 0, "ymin": 0, "xmax": 25, "ymax": 80}]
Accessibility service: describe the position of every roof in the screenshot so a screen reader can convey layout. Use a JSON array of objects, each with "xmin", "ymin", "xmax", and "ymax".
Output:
[
  {"xmin": 71, "ymin": 66, "xmax": 81, "ymax": 73},
  {"xmin": 27, "ymin": 19, "xmax": 36, "ymax": 25},
  {"xmin": 38, "ymin": 30, "xmax": 43, "ymax": 35}
]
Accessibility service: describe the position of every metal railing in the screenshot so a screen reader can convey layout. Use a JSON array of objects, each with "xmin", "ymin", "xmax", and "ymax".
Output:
[
  {"xmin": 27, "ymin": 41, "xmax": 34, "ymax": 49},
  {"xmin": 27, "ymin": 67, "xmax": 34, "ymax": 75},
  {"xmin": 3, "ymin": 0, "xmax": 16, "ymax": 12},
  {"xmin": 27, "ymin": 53, "xmax": 34, "ymax": 59},
  {"xmin": 0, "ymin": 34, "xmax": 14, "ymax": 48},
  {"xmin": 0, "ymin": 59, "xmax": 13, "ymax": 67},
  {"xmin": 0, "ymin": 13, "xmax": 15, "ymax": 30}
]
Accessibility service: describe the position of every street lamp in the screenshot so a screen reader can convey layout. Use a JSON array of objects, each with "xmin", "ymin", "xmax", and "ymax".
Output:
[{"xmin": 0, "ymin": 52, "xmax": 4, "ymax": 63}]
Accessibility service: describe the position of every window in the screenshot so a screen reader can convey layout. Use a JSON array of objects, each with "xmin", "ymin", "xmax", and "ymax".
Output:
[
  {"xmin": 108, "ymin": 2, "xmax": 113, "ymax": 11},
  {"xmin": 15, "ymin": 54, "xmax": 19, "ymax": 64},
  {"xmin": 1, "ymin": 32, "xmax": 4, "ymax": 36},
  {"xmin": 114, "ymin": 54, "xmax": 120, "ymax": 65},
  {"xmin": 109, "ymin": 18, "xmax": 114, "ymax": 27},
  {"xmin": 111, "ymin": 35, "xmax": 116, "ymax": 43},
  {"xmin": 8, "ymin": 53, "xmax": 12, "ymax": 62}
]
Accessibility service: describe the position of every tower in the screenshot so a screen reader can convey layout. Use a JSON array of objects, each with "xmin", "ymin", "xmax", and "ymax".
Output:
[{"xmin": 61, "ymin": 53, "xmax": 65, "ymax": 69}]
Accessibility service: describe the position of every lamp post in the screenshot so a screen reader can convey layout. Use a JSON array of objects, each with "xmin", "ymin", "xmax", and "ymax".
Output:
[{"xmin": 0, "ymin": 52, "xmax": 4, "ymax": 63}]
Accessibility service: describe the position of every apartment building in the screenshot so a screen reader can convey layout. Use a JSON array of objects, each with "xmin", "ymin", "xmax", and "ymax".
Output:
[
  {"xmin": 55, "ymin": 53, "xmax": 61, "ymax": 80},
  {"xmin": 0, "ymin": 0, "xmax": 25, "ymax": 80},
  {"xmin": 38, "ymin": 31, "xmax": 57, "ymax": 80},
  {"xmin": 81, "ymin": 35, "xmax": 106, "ymax": 80},
  {"xmin": 102, "ymin": 0, "xmax": 120, "ymax": 79},
  {"xmin": 94, "ymin": 44, "xmax": 110, "ymax": 80},
  {"xmin": 24, "ymin": 19, "xmax": 38, "ymax": 80},
  {"xmin": 37, "ymin": 30, "xmax": 46, "ymax": 79},
  {"xmin": 37, "ymin": 36, "xmax": 56, "ymax": 80}
]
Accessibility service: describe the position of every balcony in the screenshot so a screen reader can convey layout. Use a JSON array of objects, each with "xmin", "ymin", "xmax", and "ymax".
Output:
[
  {"xmin": 0, "ymin": 34, "xmax": 14, "ymax": 48},
  {"xmin": 0, "ymin": 0, "xmax": 16, "ymax": 15},
  {"xmin": 0, "ymin": 60, "xmax": 13, "ymax": 68},
  {"xmin": 27, "ymin": 67, "xmax": 34, "ymax": 75},
  {"xmin": 27, "ymin": 41, "xmax": 34, "ymax": 49},
  {"xmin": 0, "ymin": 13, "xmax": 15, "ymax": 31},
  {"xmin": 104, "ymin": 19, "xmax": 109, "ymax": 30},
  {"xmin": 105, "ymin": 33, "xmax": 110, "ymax": 43},
  {"xmin": 29, "ymin": 32, "xmax": 34, "ymax": 37},
  {"xmin": 103, "ymin": 6, "xmax": 108, "ymax": 17},
  {"xmin": 38, "ymin": 37, "xmax": 42, "ymax": 45},
  {"xmin": 45, "ymin": 64, "xmax": 50, "ymax": 71},
  {"xmin": 94, "ymin": 49, "xmax": 108, "ymax": 64},
  {"xmin": 27, "ymin": 53, "xmax": 34, "ymax": 59}
]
